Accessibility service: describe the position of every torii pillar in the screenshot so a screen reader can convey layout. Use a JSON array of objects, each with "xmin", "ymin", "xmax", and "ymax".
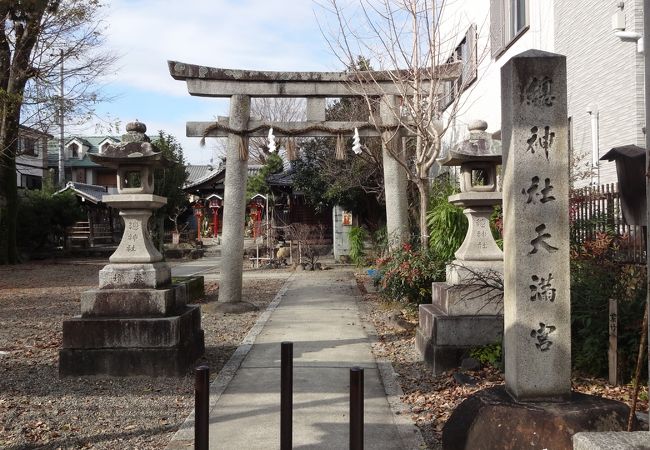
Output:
[
  {"xmin": 219, "ymin": 95, "xmax": 254, "ymax": 309},
  {"xmin": 169, "ymin": 61, "xmax": 460, "ymax": 307}
]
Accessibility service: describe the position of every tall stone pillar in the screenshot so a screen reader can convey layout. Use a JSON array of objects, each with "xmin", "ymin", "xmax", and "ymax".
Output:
[
  {"xmin": 380, "ymin": 95, "xmax": 409, "ymax": 247},
  {"xmin": 501, "ymin": 50, "xmax": 571, "ymax": 400},
  {"xmin": 443, "ymin": 51, "xmax": 634, "ymax": 449},
  {"xmin": 219, "ymin": 95, "xmax": 251, "ymax": 308}
]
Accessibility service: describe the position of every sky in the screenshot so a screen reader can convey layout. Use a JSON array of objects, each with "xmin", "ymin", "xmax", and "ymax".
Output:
[{"xmin": 84, "ymin": 0, "xmax": 344, "ymax": 165}]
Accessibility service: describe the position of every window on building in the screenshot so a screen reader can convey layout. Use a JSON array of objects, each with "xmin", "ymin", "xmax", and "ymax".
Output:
[
  {"xmin": 490, "ymin": 0, "xmax": 529, "ymax": 58},
  {"xmin": 19, "ymin": 137, "xmax": 37, "ymax": 156},
  {"xmin": 69, "ymin": 142, "xmax": 79, "ymax": 158},
  {"xmin": 20, "ymin": 174, "xmax": 42, "ymax": 190},
  {"xmin": 439, "ymin": 24, "xmax": 477, "ymax": 112}
]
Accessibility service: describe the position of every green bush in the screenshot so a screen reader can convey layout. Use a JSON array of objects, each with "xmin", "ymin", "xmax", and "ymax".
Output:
[
  {"xmin": 375, "ymin": 243, "xmax": 445, "ymax": 304},
  {"xmin": 17, "ymin": 188, "xmax": 84, "ymax": 251},
  {"xmin": 570, "ymin": 233, "xmax": 647, "ymax": 382},
  {"xmin": 470, "ymin": 343, "xmax": 502, "ymax": 368},
  {"xmin": 348, "ymin": 226, "xmax": 367, "ymax": 266},
  {"xmin": 426, "ymin": 178, "xmax": 467, "ymax": 263}
]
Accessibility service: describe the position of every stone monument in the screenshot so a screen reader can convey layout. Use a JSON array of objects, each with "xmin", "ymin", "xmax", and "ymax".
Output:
[
  {"xmin": 59, "ymin": 121, "xmax": 205, "ymax": 377},
  {"xmin": 416, "ymin": 120, "xmax": 503, "ymax": 375},
  {"xmin": 442, "ymin": 51, "xmax": 634, "ymax": 450}
]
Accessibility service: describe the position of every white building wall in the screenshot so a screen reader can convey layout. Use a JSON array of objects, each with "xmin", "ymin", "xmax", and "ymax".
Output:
[
  {"xmin": 439, "ymin": 0, "xmax": 555, "ymax": 145},
  {"xmin": 555, "ymin": 0, "xmax": 644, "ymax": 187}
]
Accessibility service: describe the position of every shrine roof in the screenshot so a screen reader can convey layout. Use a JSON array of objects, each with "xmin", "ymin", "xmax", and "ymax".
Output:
[{"xmin": 54, "ymin": 181, "xmax": 108, "ymax": 204}]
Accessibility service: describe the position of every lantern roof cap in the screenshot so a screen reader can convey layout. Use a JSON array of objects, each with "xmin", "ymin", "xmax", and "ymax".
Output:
[
  {"xmin": 441, "ymin": 120, "xmax": 501, "ymax": 166},
  {"xmin": 88, "ymin": 120, "xmax": 171, "ymax": 168}
]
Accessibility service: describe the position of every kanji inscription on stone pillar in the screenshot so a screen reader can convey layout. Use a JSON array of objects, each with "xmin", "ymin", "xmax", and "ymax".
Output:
[{"xmin": 501, "ymin": 50, "xmax": 570, "ymax": 401}]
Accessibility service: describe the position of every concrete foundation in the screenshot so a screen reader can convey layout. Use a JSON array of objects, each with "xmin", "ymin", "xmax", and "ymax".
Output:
[
  {"xmin": 442, "ymin": 386, "xmax": 637, "ymax": 450},
  {"xmin": 573, "ymin": 431, "xmax": 650, "ymax": 449},
  {"xmin": 60, "ymin": 304, "xmax": 204, "ymax": 377},
  {"xmin": 417, "ymin": 285, "xmax": 503, "ymax": 375}
]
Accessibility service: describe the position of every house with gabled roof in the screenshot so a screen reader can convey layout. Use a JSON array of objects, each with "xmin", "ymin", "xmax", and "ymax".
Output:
[{"xmin": 47, "ymin": 135, "xmax": 121, "ymax": 189}]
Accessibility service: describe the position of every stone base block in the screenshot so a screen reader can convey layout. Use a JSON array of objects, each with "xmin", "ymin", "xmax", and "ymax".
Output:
[
  {"xmin": 171, "ymin": 275, "xmax": 205, "ymax": 302},
  {"xmin": 59, "ymin": 305, "xmax": 204, "ymax": 377},
  {"xmin": 446, "ymin": 261, "xmax": 503, "ymax": 286},
  {"xmin": 417, "ymin": 304, "xmax": 502, "ymax": 375},
  {"xmin": 432, "ymin": 282, "xmax": 503, "ymax": 316},
  {"xmin": 81, "ymin": 287, "xmax": 183, "ymax": 317},
  {"xmin": 573, "ymin": 431, "xmax": 650, "ymax": 449},
  {"xmin": 442, "ymin": 386, "xmax": 637, "ymax": 450},
  {"xmin": 99, "ymin": 263, "xmax": 171, "ymax": 289}
]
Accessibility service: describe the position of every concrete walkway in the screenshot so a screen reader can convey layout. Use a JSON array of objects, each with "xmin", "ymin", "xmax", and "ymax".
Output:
[{"xmin": 170, "ymin": 268, "xmax": 420, "ymax": 449}]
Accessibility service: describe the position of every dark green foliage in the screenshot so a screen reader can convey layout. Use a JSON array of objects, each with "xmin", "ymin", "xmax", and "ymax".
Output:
[
  {"xmin": 151, "ymin": 131, "xmax": 188, "ymax": 219},
  {"xmin": 470, "ymin": 343, "xmax": 503, "ymax": 368},
  {"xmin": 571, "ymin": 258, "xmax": 646, "ymax": 382},
  {"xmin": 17, "ymin": 185, "xmax": 83, "ymax": 251},
  {"xmin": 570, "ymin": 231, "xmax": 647, "ymax": 382},
  {"xmin": 375, "ymin": 243, "xmax": 445, "ymax": 304},
  {"xmin": 246, "ymin": 152, "xmax": 283, "ymax": 198},
  {"xmin": 292, "ymin": 138, "xmax": 374, "ymax": 213},
  {"xmin": 426, "ymin": 178, "xmax": 467, "ymax": 262},
  {"xmin": 150, "ymin": 132, "xmax": 189, "ymax": 248},
  {"xmin": 348, "ymin": 226, "xmax": 367, "ymax": 266}
]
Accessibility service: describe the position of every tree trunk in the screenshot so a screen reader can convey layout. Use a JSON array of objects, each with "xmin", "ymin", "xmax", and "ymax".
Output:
[
  {"xmin": 416, "ymin": 178, "xmax": 430, "ymax": 247},
  {"xmin": 0, "ymin": 109, "xmax": 22, "ymax": 264}
]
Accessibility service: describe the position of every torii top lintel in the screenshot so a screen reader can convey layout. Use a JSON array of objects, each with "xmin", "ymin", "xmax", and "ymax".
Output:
[{"xmin": 168, "ymin": 60, "xmax": 461, "ymax": 98}]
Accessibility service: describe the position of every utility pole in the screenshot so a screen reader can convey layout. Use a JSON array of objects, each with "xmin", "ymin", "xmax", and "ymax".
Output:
[
  {"xmin": 642, "ymin": 0, "xmax": 650, "ymax": 409},
  {"xmin": 57, "ymin": 48, "xmax": 65, "ymax": 186}
]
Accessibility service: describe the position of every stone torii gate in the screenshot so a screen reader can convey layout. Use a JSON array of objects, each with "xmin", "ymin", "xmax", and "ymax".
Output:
[{"xmin": 168, "ymin": 61, "xmax": 460, "ymax": 308}]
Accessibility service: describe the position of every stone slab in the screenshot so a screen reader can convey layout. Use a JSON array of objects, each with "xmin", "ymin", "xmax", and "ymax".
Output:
[
  {"xmin": 417, "ymin": 304, "xmax": 503, "ymax": 374},
  {"xmin": 99, "ymin": 262, "xmax": 171, "ymax": 289},
  {"xmin": 416, "ymin": 327, "xmax": 467, "ymax": 375},
  {"xmin": 418, "ymin": 304, "xmax": 503, "ymax": 347},
  {"xmin": 63, "ymin": 305, "xmax": 202, "ymax": 348},
  {"xmin": 446, "ymin": 261, "xmax": 504, "ymax": 286},
  {"xmin": 171, "ymin": 275, "xmax": 205, "ymax": 301},
  {"xmin": 59, "ymin": 329, "xmax": 204, "ymax": 377},
  {"xmin": 573, "ymin": 431, "xmax": 650, "ymax": 450},
  {"xmin": 81, "ymin": 287, "xmax": 180, "ymax": 317},
  {"xmin": 442, "ymin": 386, "xmax": 636, "ymax": 450},
  {"xmin": 432, "ymin": 282, "xmax": 503, "ymax": 316}
]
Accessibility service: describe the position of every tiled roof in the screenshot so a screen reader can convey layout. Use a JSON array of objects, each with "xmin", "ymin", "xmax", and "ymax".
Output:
[
  {"xmin": 54, "ymin": 181, "xmax": 108, "ymax": 204},
  {"xmin": 47, "ymin": 135, "xmax": 120, "ymax": 169},
  {"xmin": 184, "ymin": 163, "xmax": 264, "ymax": 190},
  {"xmin": 267, "ymin": 167, "xmax": 295, "ymax": 186}
]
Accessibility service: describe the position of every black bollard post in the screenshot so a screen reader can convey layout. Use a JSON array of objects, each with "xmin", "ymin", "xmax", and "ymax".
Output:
[
  {"xmin": 350, "ymin": 366, "xmax": 364, "ymax": 450},
  {"xmin": 195, "ymin": 365, "xmax": 209, "ymax": 450},
  {"xmin": 281, "ymin": 342, "xmax": 293, "ymax": 450}
]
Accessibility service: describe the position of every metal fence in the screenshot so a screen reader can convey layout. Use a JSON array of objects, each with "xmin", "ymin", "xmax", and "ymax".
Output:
[{"xmin": 570, "ymin": 183, "xmax": 646, "ymax": 264}]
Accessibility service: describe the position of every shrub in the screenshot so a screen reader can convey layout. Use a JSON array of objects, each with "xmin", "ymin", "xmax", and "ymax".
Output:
[
  {"xmin": 470, "ymin": 343, "xmax": 502, "ymax": 368},
  {"xmin": 426, "ymin": 178, "xmax": 467, "ymax": 263},
  {"xmin": 348, "ymin": 226, "xmax": 367, "ymax": 266},
  {"xmin": 17, "ymin": 188, "xmax": 84, "ymax": 251},
  {"xmin": 570, "ymin": 233, "xmax": 647, "ymax": 382},
  {"xmin": 375, "ymin": 243, "xmax": 445, "ymax": 304}
]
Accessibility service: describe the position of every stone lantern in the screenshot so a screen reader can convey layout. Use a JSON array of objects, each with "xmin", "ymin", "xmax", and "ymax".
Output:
[
  {"xmin": 416, "ymin": 120, "xmax": 504, "ymax": 375},
  {"xmin": 59, "ymin": 121, "xmax": 205, "ymax": 377},
  {"xmin": 443, "ymin": 119, "xmax": 503, "ymax": 285}
]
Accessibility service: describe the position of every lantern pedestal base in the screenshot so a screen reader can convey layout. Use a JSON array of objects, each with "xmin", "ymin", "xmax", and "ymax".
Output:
[
  {"xmin": 59, "ymin": 305, "xmax": 204, "ymax": 377},
  {"xmin": 99, "ymin": 262, "xmax": 171, "ymax": 290}
]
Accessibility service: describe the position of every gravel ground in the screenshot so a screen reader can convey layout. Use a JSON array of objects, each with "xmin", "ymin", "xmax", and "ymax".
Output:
[
  {"xmin": 354, "ymin": 273, "xmax": 649, "ymax": 449},
  {"xmin": 0, "ymin": 260, "xmax": 290, "ymax": 450}
]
